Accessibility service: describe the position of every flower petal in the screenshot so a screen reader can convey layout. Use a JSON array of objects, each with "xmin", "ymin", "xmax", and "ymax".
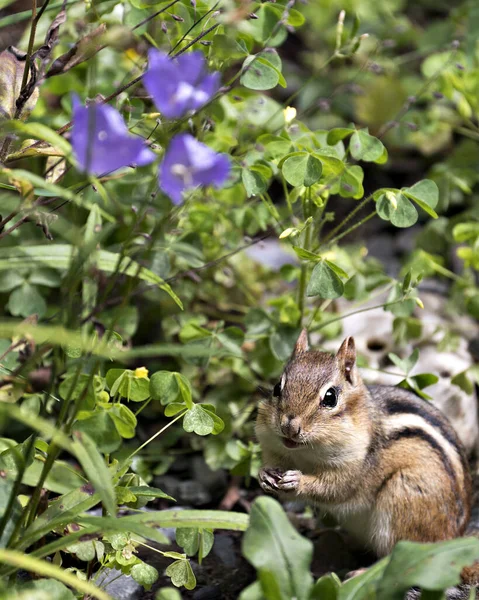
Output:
[
  {"xmin": 143, "ymin": 49, "xmax": 183, "ymax": 119},
  {"xmin": 71, "ymin": 98, "xmax": 155, "ymax": 175},
  {"xmin": 176, "ymin": 51, "xmax": 206, "ymax": 84},
  {"xmin": 193, "ymin": 153, "xmax": 230, "ymax": 187},
  {"xmin": 158, "ymin": 134, "xmax": 231, "ymax": 204},
  {"xmin": 190, "ymin": 72, "xmax": 220, "ymax": 111}
]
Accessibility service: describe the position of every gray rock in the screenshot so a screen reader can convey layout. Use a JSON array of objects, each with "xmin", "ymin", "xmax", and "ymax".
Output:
[
  {"xmin": 212, "ymin": 534, "xmax": 238, "ymax": 569},
  {"xmin": 319, "ymin": 291, "xmax": 479, "ymax": 455},
  {"xmin": 192, "ymin": 585, "xmax": 223, "ymax": 599},
  {"xmin": 95, "ymin": 568, "xmax": 143, "ymax": 600}
]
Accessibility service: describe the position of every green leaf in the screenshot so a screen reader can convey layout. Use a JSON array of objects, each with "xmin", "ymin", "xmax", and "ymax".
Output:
[
  {"xmin": 149, "ymin": 371, "xmax": 180, "ymax": 405},
  {"xmin": 0, "ymin": 479, "xmax": 21, "ymax": 548},
  {"xmin": 451, "ymin": 370, "xmax": 474, "ymax": 395},
  {"xmin": 20, "ymin": 486, "xmax": 101, "ymax": 551},
  {"xmin": 324, "ymin": 260, "xmax": 348, "ymax": 280},
  {"xmin": 350, "ymin": 130, "xmax": 385, "ymax": 162},
  {"xmin": 377, "ymin": 193, "xmax": 418, "ymax": 228},
  {"xmin": 239, "ymin": 581, "xmax": 264, "ymax": 600},
  {"xmin": 241, "ymin": 55, "xmax": 280, "ymax": 91},
  {"xmin": 164, "ymin": 403, "xmax": 187, "ymax": 417},
  {"xmin": 3, "ymin": 169, "xmax": 112, "ymax": 219},
  {"xmin": 339, "ymin": 165, "xmax": 364, "ymax": 199},
  {"xmin": 175, "ymin": 374, "xmax": 193, "ymax": 409},
  {"xmin": 327, "ymin": 128, "xmax": 354, "ymax": 145},
  {"xmin": 7, "ymin": 283, "xmax": 46, "ymax": 318},
  {"xmin": 73, "ymin": 411, "xmax": 122, "ymax": 453},
  {"xmin": 109, "ymin": 404, "xmax": 137, "ymax": 439},
  {"xmin": 131, "ymin": 562, "xmax": 159, "ymax": 590},
  {"xmin": 0, "ymin": 245, "xmax": 182, "ymax": 308},
  {"xmin": 282, "ymin": 153, "xmax": 322, "ymax": 187},
  {"xmin": 112, "ymin": 371, "xmax": 150, "ymax": 402},
  {"xmin": 67, "ymin": 539, "xmax": 96, "ymax": 562},
  {"xmin": 306, "ymin": 261, "xmax": 344, "ymax": 299},
  {"xmin": 242, "ymin": 168, "xmax": 268, "ymax": 197},
  {"xmin": 292, "ymin": 246, "xmax": 319, "ymax": 261},
  {"xmin": 452, "ymin": 222, "xmax": 479, "ymax": 243},
  {"xmin": 2, "ymin": 121, "xmax": 72, "ymax": 157},
  {"xmin": 410, "ymin": 373, "xmax": 439, "ymax": 389},
  {"xmin": 115, "ymin": 508, "xmax": 249, "ymax": 532},
  {"xmin": 339, "ymin": 557, "xmax": 389, "ymax": 600},
  {"xmin": 198, "ymin": 529, "xmax": 214, "ymax": 563},
  {"xmin": 242, "ymin": 497, "xmax": 313, "ymax": 600},
  {"xmin": 376, "ymin": 538, "xmax": 479, "ymax": 599},
  {"xmin": 72, "ymin": 431, "xmax": 116, "ymax": 517},
  {"xmin": 176, "ymin": 527, "xmax": 200, "ymax": 556},
  {"xmin": 0, "ymin": 270, "xmax": 24, "ymax": 292},
  {"xmin": 309, "ymin": 573, "xmax": 341, "ymax": 599},
  {"xmin": 183, "ymin": 404, "xmax": 224, "ymax": 436},
  {"xmin": 403, "ymin": 180, "xmax": 439, "ymax": 219},
  {"xmin": 0, "ymin": 435, "xmax": 35, "ymax": 480},
  {"xmin": 128, "ymin": 486, "xmax": 175, "ymax": 502},
  {"xmin": 8, "ymin": 578, "xmax": 76, "ymax": 600},
  {"xmin": 0, "ymin": 548, "xmax": 111, "ymax": 600},
  {"xmin": 155, "ymin": 589, "xmax": 182, "ymax": 600},
  {"xmin": 165, "ymin": 559, "xmax": 196, "ymax": 590},
  {"xmin": 199, "ymin": 404, "xmax": 225, "ymax": 434}
]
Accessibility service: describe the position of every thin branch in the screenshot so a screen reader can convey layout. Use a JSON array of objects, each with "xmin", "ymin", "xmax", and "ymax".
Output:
[{"xmin": 132, "ymin": 0, "xmax": 179, "ymax": 31}]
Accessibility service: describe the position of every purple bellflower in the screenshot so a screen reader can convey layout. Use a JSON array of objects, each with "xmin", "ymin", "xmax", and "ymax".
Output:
[
  {"xmin": 159, "ymin": 134, "xmax": 230, "ymax": 205},
  {"xmin": 71, "ymin": 96, "xmax": 155, "ymax": 175},
  {"xmin": 143, "ymin": 50, "xmax": 220, "ymax": 119}
]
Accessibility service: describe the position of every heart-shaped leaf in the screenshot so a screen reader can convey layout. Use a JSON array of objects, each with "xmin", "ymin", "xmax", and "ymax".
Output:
[
  {"xmin": 131, "ymin": 562, "xmax": 159, "ymax": 590},
  {"xmin": 241, "ymin": 55, "xmax": 283, "ymax": 90},
  {"xmin": 149, "ymin": 371, "xmax": 180, "ymax": 405},
  {"xmin": 403, "ymin": 180, "xmax": 439, "ymax": 218},
  {"xmin": 306, "ymin": 261, "xmax": 344, "ymax": 299},
  {"xmin": 350, "ymin": 130, "xmax": 385, "ymax": 162},
  {"xmin": 165, "ymin": 559, "xmax": 196, "ymax": 590},
  {"xmin": 183, "ymin": 404, "xmax": 215, "ymax": 436},
  {"xmin": 377, "ymin": 193, "xmax": 418, "ymax": 228},
  {"xmin": 282, "ymin": 153, "xmax": 322, "ymax": 187}
]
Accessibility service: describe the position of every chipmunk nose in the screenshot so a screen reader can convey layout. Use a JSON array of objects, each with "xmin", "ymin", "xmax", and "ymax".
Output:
[{"xmin": 281, "ymin": 414, "xmax": 302, "ymax": 438}]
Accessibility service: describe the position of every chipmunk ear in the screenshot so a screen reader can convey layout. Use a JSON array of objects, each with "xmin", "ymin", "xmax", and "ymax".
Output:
[
  {"xmin": 293, "ymin": 328, "xmax": 309, "ymax": 356},
  {"xmin": 336, "ymin": 337, "xmax": 357, "ymax": 384}
]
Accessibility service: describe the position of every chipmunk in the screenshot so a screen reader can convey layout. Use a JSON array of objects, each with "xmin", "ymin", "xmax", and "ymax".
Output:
[{"xmin": 256, "ymin": 330, "xmax": 479, "ymax": 587}]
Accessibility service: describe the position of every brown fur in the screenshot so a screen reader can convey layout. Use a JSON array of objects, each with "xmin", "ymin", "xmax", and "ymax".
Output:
[{"xmin": 256, "ymin": 331, "xmax": 476, "ymax": 584}]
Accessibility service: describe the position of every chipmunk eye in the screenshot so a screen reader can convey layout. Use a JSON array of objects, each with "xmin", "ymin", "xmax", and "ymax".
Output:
[
  {"xmin": 322, "ymin": 387, "xmax": 338, "ymax": 408},
  {"xmin": 273, "ymin": 382, "xmax": 281, "ymax": 398}
]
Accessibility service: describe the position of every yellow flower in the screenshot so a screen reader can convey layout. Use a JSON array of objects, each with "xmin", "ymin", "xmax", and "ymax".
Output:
[
  {"xmin": 134, "ymin": 366, "xmax": 149, "ymax": 379},
  {"xmin": 283, "ymin": 106, "xmax": 297, "ymax": 124}
]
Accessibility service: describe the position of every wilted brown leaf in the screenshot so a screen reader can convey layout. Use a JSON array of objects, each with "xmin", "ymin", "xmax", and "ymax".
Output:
[
  {"xmin": 0, "ymin": 46, "xmax": 39, "ymax": 120},
  {"xmin": 46, "ymin": 23, "xmax": 106, "ymax": 78}
]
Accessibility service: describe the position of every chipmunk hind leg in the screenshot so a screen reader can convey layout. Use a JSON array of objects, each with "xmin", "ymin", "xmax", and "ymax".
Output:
[{"xmin": 372, "ymin": 467, "xmax": 461, "ymax": 557}]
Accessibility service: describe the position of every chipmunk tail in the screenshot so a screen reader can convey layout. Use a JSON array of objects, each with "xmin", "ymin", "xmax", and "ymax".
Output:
[{"xmin": 461, "ymin": 457, "xmax": 479, "ymax": 586}]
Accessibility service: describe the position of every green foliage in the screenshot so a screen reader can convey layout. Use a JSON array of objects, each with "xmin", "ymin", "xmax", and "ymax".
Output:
[
  {"xmin": 0, "ymin": 0, "xmax": 478, "ymax": 596},
  {"xmin": 241, "ymin": 497, "xmax": 313, "ymax": 599},
  {"xmin": 242, "ymin": 502, "xmax": 479, "ymax": 600}
]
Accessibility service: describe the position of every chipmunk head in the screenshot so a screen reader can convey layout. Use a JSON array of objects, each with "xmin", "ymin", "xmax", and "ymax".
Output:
[{"xmin": 257, "ymin": 330, "xmax": 371, "ymax": 459}]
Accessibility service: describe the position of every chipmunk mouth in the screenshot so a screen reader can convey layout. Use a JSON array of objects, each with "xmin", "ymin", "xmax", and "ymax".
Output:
[{"xmin": 282, "ymin": 438, "xmax": 302, "ymax": 449}]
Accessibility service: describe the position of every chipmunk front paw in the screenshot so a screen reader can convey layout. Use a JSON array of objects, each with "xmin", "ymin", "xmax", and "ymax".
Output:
[
  {"xmin": 258, "ymin": 467, "xmax": 283, "ymax": 494},
  {"xmin": 277, "ymin": 469, "xmax": 301, "ymax": 493}
]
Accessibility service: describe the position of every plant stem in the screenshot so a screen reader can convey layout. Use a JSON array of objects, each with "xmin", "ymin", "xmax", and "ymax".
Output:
[
  {"xmin": 311, "ymin": 299, "xmax": 404, "ymax": 332},
  {"xmin": 319, "ymin": 194, "xmax": 374, "ymax": 247},
  {"xmin": 298, "ymin": 191, "xmax": 312, "ymax": 326},
  {"xmin": 124, "ymin": 411, "xmax": 187, "ymax": 464},
  {"xmin": 325, "ymin": 210, "xmax": 377, "ymax": 247}
]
